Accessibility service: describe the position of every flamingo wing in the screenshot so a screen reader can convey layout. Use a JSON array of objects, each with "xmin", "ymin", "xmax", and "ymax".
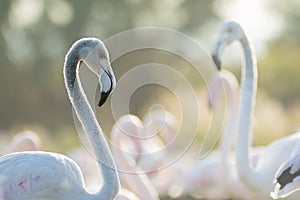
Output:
[{"xmin": 0, "ymin": 151, "xmax": 84, "ymax": 200}]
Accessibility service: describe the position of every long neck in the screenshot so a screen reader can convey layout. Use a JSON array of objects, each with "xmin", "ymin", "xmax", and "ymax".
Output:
[
  {"xmin": 111, "ymin": 128, "xmax": 159, "ymax": 200},
  {"xmin": 219, "ymin": 77, "xmax": 239, "ymax": 165},
  {"xmin": 236, "ymin": 35, "xmax": 258, "ymax": 185},
  {"xmin": 64, "ymin": 54, "xmax": 120, "ymax": 199}
]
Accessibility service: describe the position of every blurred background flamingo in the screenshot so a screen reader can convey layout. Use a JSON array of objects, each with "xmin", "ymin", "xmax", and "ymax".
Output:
[
  {"xmin": 7, "ymin": 130, "xmax": 41, "ymax": 153},
  {"xmin": 1, "ymin": 0, "xmax": 300, "ymax": 199},
  {"xmin": 177, "ymin": 70, "xmax": 258, "ymax": 199},
  {"xmin": 212, "ymin": 21, "xmax": 300, "ymax": 200},
  {"xmin": 110, "ymin": 114, "xmax": 159, "ymax": 200},
  {"xmin": 0, "ymin": 130, "xmax": 42, "ymax": 156},
  {"xmin": 138, "ymin": 108, "xmax": 179, "ymax": 197}
]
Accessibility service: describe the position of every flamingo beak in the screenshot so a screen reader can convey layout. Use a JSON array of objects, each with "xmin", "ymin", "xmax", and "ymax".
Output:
[
  {"xmin": 211, "ymin": 33, "xmax": 229, "ymax": 71},
  {"xmin": 212, "ymin": 54, "xmax": 221, "ymax": 71},
  {"xmin": 98, "ymin": 65, "xmax": 116, "ymax": 107}
]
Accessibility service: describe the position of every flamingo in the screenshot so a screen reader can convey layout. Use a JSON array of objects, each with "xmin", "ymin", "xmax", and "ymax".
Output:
[
  {"xmin": 212, "ymin": 21, "xmax": 300, "ymax": 199},
  {"xmin": 138, "ymin": 109, "xmax": 178, "ymax": 196},
  {"xmin": 8, "ymin": 130, "xmax": 41, "ymax": 153},
  {"xmin": 142, "ymin": 109, "xmax": 178, "ymax": 153},
  {"xmin": 178, "ymin": 70, "xmax": 257, "ymax": 199},
  {"xmin": 110, "ymin": 114, "xmax": 159, "ymax": 200},
  {"xmin": 109, "ymin": 109, "xmax": 177, "ymax": 198},
  {"xmin": 0, "ymin": 38, "xmax": 120, "ymax": 199}
]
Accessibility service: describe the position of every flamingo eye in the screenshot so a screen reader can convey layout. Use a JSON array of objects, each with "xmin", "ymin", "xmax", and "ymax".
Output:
[{"xmin": 227, "ymin": 27, "xmax": 233, "ymax": 33}]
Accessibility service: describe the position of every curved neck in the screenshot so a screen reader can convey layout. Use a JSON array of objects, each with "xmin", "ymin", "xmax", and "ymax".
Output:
[
  {"xmin": 64, "ymin": 53, "xmax": 120, "ymax": 199},
  {"xmin": 111, "ymin": 128, "xmax": 159, "ymax": 200},
  {"xmin": 236, "ymin": 35, "xmax": 258, "ymax": 184}
]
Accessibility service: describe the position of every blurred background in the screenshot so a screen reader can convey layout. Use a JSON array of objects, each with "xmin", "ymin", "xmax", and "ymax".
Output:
[{"xmin": 0, "ymin": 0, "xmax": 300, "ymax": 198}]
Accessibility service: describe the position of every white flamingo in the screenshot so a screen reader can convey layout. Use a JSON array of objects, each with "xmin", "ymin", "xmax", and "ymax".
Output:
[
  {"xmin": 110, "ymin": 114, "xmax": 159, "ymax": 200},
  {"xmin": 179, "ymin": 70, "xmax": 257, "ymax": 199},
  {"xmin": 212, "ymin": 21, "xmax": 300, "ymax": 199},
  {"xmin": 0, "ymin": 38, "xmax": 121, "ymax": 199}
]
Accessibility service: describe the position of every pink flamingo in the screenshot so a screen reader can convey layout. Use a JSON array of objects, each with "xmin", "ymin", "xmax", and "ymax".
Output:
[
  {"xmin": 110, "ymin": 114, "xmax": 159, "ymax": 200},
  {"xmin": 8, "ymin": 130, "xmax": 41, "ymax": 153},
  {"xmin": 138, "ymin": 109, "xmax": 178, "ymax": 196},
  {"xmin": 178, "ymin": 70, "xmax": 258, "ymax": 199},
  {"xmin": 110, "ymin": 110, "xmax": 178, "ymax": 198}
]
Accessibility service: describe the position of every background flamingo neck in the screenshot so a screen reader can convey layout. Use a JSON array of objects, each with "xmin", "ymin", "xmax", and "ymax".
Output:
[
  {"xmin": 236, "ymin": 36, "xmax": 258, "ymax": 185},
  {"xmin": 219, "ymin": 76, "xmax": 239, "ymax": 166},
  {"xmin": 64, "ymin": 53, "xmax": 120, "ymax": 199},
  {"xmin": 111, "ymin": 129, "xmax": 159, "ymax": 200}
]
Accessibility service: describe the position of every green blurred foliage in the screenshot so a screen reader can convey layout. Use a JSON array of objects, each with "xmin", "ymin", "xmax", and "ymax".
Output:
[
  {"xmin": 0, "ymin": 0, "xmax": 218, "ymax": 149},
  {"xmin": 261, "ymin": 0, "xmax": 300, "ymax": 103},
  {"xmin": 0, "ymin": 0, "xmax": 299, "ymax": 148},
  {"xmin": 260, "ymin": 44, "xmax": 300, "ymax": 106}
]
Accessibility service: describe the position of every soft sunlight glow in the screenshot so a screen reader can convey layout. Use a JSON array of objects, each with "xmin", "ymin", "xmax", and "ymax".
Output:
[
  {"xmin": 47, "ymin": 0, "xmax": 74, "ymax": 26},
  {"xmin": 134, "ymin": 0, "xmax": 186, "ymax": 28},
  {"xmin": 2, "ymin": 27, "xmax": 35, "ymax": 68},
  {"xmin": 91, "ymin": 1, "xmax": 114, "ymax": 22},
  {"xmin": 215, "ymin": 0, "xmax": 283, "ymax": 54},
  {"xmin": 9, "ymin": 0, "xmax": 44, "ymax": 29}
]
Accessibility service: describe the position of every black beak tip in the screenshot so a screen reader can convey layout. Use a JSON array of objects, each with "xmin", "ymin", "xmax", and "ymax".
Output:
[
  {"xmin": 212, "ymin": 54, "xmax": 221, "ymax": 71},
  {"xmin": 98, "ymin": 91, "xmax": 110, "ymax": 107}
]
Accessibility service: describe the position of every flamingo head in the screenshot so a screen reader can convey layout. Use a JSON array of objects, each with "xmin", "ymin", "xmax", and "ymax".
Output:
[
  {"xmin": 143, "ymin": 108, "xmax": 178, "ymax": 149},
  {"xmin": 211, "ymin": 21, "xmax": 245, "ymax": 70},
  {"xmin": 10, "ymin": 130, "xmax": 41, "ymax": 152},
  {"xmin": 111, "ymin": 115, "xmax": 144, "ymax": 156},
  {"xmin": 206, "ymin": 70, "xmax": 239, "ymax": 110},
  {"xmin": 271, "ymin": 155, "xmax": 300, "ymax": 199},
  {"xmin": 73, "ymin": 38, "xmax": 116, "ymax": 107}
]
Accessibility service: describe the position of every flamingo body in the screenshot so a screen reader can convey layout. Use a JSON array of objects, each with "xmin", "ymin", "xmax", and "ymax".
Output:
[{"xmin": 0, "ymin": 152, "xmax": 85, "ymax": 200}]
